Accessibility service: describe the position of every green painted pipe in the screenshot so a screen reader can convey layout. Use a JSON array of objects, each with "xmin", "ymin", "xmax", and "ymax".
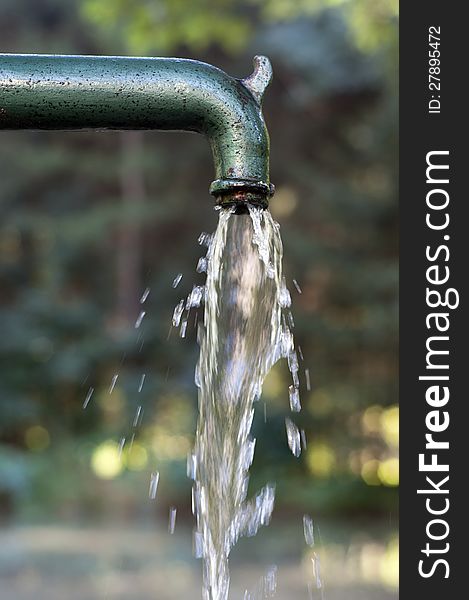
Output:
[{"xmin": 0, "ymin": 53, "xmax": 274, "ymax": 206}]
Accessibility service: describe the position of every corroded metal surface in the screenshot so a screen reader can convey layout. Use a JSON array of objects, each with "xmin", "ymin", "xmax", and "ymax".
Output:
[{"xmin": 0, "ymin": 53, "xmax": 273, "ymax": 203}]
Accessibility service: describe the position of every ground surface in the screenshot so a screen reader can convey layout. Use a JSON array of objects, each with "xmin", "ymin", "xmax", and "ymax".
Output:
[{"xmin": 0, "ymin": 519, "xmax": 397, "ymax": 599}]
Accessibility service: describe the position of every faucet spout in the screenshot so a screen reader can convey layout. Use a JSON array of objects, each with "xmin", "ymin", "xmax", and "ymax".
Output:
[{"xmin": 0, "ymin": 53, "xmax": 274, "ymax": 205}]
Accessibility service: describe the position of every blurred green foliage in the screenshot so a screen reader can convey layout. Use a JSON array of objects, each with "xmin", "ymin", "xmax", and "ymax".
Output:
[
  {"xmin": 81, "ymin": 0, "xmax": 398, "ymax": 54},
  {"xmin": 0, "ymin": 0, "xmax": 397, "ymax": 521}
]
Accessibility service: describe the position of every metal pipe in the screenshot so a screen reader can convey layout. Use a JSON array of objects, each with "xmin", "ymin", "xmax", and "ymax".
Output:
[{"xmin": 0, "ymin": 53, "xmax": 274, "ymax": 206}]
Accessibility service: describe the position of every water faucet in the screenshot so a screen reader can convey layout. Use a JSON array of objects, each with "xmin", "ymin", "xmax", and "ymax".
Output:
[{"xmin": 0, "ymin": 53, "xmax": 274, "ymax": 208}]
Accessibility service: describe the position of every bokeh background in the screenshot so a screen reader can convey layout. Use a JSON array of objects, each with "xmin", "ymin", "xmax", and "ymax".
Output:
[{"xmin": 0, "ymin": 1, "xmax": 398, "ymax": 599}]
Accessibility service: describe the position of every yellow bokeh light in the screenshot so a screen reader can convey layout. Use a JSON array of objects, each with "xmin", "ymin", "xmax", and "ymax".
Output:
[
  {"xmin": 24, "ymin": 425, "xmax": 50, "ymax": 452},
  {"xmin": 361, "ymin": 405, "xmax": 383, "ymax": 434},
  {"xmin": 156, "ymin": 393, "xmax": 193, "ymax": 432},
  {"xmin": 308, "ymin": 389, "xmax": 333, "ymax": 416},
  {"xmin": 378, "ymin": 458, "xmax": 399, "ymax": 487},
  {"xmin": 380, "ymin": 538, "xmax": 399, "ymax": 588},
  {"xmin": 361, "ymin": 459, "xmax": 380, "ymax": 486},
  {"xmin": 125, "ymin": 443, "xmax": 148, "ymax": 471},
  {"xmin": 347, "ymin": 450, "xmax": 362, "ymax": 475},
  {"xmin": 262, "ymin": 366, "xmax": 283, "ymax": 400},
  {"xmin": 91, "ymin": 441, "xmax": 123, "ymax": 479},
  {"xmin": 307, "ymin": 442, "xmax": 336, "ymax": 478},
  {"xmin": 98, "ymin": 386, "xmax": 125, "ymax": 420},
  {"xmin": 380, "ymin": 405, "xmax": 399, "ymax": 448},
  {"xmin": 269, "ymin": 186, "xmax": 298, "ymax": 219},
  {"xmin": 151, "ymin": 428, "xmax": 190, "ymax": 460},
  {"xmin": 360, "ymin": 542, "xmax": 383, "ymax": 583}
]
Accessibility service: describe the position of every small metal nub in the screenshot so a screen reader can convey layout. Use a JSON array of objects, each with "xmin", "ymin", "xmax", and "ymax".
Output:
[{"xmin": 242, "ymin": 55, "xmax": 273, "ymax": 105}]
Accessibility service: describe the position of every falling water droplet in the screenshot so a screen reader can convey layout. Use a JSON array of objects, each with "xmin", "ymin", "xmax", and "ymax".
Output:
[
  {"xmin": 83, "ymin": 387, "xmax": 94, "ymax": 409},
  {"xmin": 180, "ymin": 318, "xmax": 188, "ymax": 338},
  {"xmin": 168, "ymin": 507, "xmax": 177, "ymax": 534},
  {"xmin": 172, "ymin": 300, "xmax": 185, "ymax": 327},
  {"xmin": 196, "ymin": 257, "xmax": 208, "ymax": 273},
  {"xmin": 193, "ymin": 529, "xmax": 203, "ymax": 558},
  {"xmin": 187, "ymin": 452, "xmax": 197, "ymax": 479},
  {"xmin": 198, "ymin": 232, "xmax": 212, "ymax": 247},
  {"xmin": 298, "ymin": 345, "xmax": 305, "ymax": 361},
  {"xmin": 305, "ymin": 368, "xmax": 311, "ymax": 391},
  {"xmin": 186, "ymin": 285, "xmax": 205, "ymax": 309},
  {"xmin": 149, "ymin": 471, "xmax": 160, "ymax": 500},
  {"xmin": 140, "ymin": 287, "xmax": 150, "ymax": 303},
  {"xmin": 138, "ymin": 374, "xmax": 146, "ymax": 393},
  {"xmin": 293, "ymin": 279, "xmax": 302, "ymax": 294},
  {"xmin": 303, "ymin": 515, "xmax": 315, "ymax": 547},
  {"xmin": 288, "ymin": 350, "xmax": 300, "ymax": 388},
  {"xmin": 191, "ymin": 486, "xmax": 198, "ymax": 515},
  {"xmin": 285, "ymin": 418, "xmax": 301, "ymax": 457},
  {"xmin": 311, "ymin": 552, "xmax": 323, "ymax": 590},
  {"xmin": 301, "ymin": 429, "xmax": 307, "ymax": 450},
  {"xmin": 135, "ymin": 310, "xmax": 146, "ymax": 329},
  {"xmin": 279, "ymin": 278, "xmax": 292, "ymax": 308},
  {"xmin": 118, "ymin": 436, "xmax": 126, "ymax": 459},
  {"xmin": 133, "ymin": 405, "xmax": 143, "ymax": 427},
  {"xmin": 109, "ymin": 375, "xmax": 118, "ymax": 394},
  {"xmin": 289, "ymin": 385, "xmax": 301, "ymax": 412},
  {"xmin": 264, "ymin": 565, "xmax": 278, "ymax": 597},
  {"xmin": 172, "ymin": 273, "xmax": 183, "ymax": 288}
]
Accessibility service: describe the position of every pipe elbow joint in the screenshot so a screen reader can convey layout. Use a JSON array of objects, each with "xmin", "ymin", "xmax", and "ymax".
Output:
[{"xmin": 206, "ymin": 55, "xmax": 275, "ymax": 208}]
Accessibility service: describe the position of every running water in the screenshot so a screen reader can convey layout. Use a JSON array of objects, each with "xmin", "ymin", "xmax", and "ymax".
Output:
[{"xmin": 190, "ymin": 205, "xmax": 298, "ymax": 600}]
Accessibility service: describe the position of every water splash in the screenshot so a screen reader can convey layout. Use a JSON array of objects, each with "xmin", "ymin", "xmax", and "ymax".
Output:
[{"xmin": 192, "ymin": 205, "xmax": 297, "ymax": 599}]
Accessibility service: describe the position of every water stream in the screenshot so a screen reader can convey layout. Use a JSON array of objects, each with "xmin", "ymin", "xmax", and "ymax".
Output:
[{"xmin": 188, "ymin": 205, "xmax": 298, "ymax": 600}]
